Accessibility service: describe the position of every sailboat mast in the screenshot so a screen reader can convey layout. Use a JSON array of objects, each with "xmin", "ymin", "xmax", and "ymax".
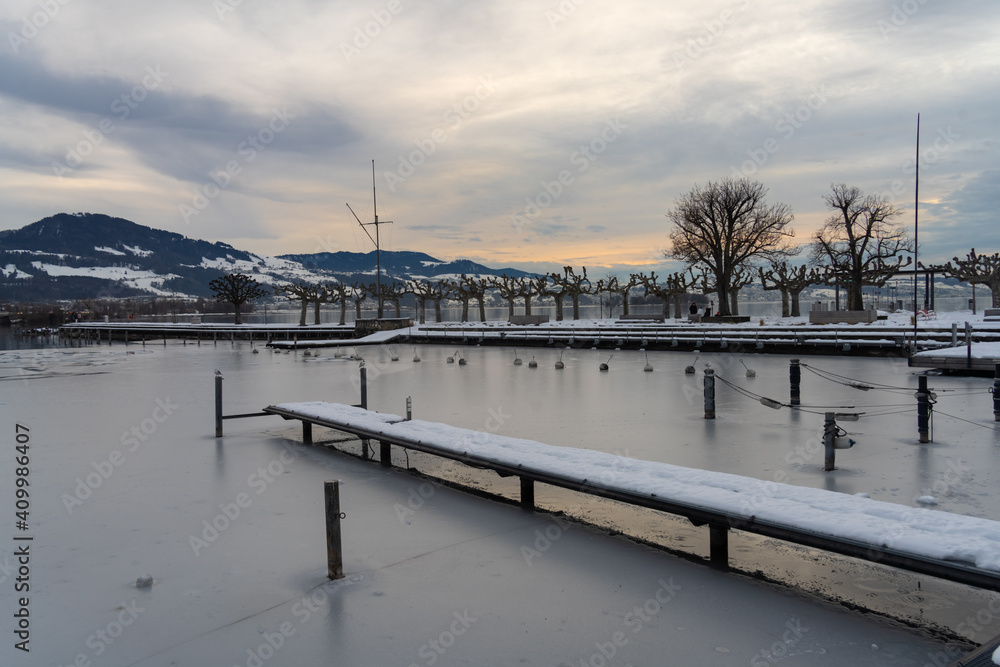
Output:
[
  {"xmin": 913, "ymin": 113, "xmax": 919, "ymax": 346},
  {"xmin": 372, "ymin": 159, "xmax": 383, "ymax": 319}
]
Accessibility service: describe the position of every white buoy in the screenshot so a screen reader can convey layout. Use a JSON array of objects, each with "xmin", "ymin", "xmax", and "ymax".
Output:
[
  {"xmin": 555, "ymin": 351, "xmax": 564, "ymax": 369},
  {"xmin": 740, "ymin": 358, "xmax": 756, "ymax": 378},
  {"xmin": 643, "ymin": 351, "xmax": 653, "ymax": 372},
  {"xmin": 684, "ymin": 355, "xmax": 699, "ymax": 375},
  {"xmin": 528, "ymin": 356, "xmax": 538, "ymax": 368},
  {"xmin": 412, "ymin": 348, "xmax": 421, "ymax": 362},
  {"xmin": 513, "ymin": 349, "xmax": 522, "ymax": 365}
]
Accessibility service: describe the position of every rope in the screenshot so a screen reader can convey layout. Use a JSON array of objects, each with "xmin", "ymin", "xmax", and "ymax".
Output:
[
  {"xmin": 934, "ymin": 410, "xmax": 1000, "ymax": 432},
  {"xmin": 800, "ymin": 362, "xmax": 958, "ymax": 394}
]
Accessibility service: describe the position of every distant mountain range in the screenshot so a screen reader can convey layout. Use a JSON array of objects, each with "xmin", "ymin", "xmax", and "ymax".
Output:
[{"xmin": 0, "ymin": 213, "xmax": 535, "ymax": 301}]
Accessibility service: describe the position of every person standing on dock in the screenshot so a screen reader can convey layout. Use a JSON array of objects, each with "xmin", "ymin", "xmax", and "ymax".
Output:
[{"xmin": 689, "ymin": 301, "xmax": 698, "ymax": 315}]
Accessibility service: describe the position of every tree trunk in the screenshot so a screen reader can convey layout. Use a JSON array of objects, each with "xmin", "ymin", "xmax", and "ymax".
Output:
[
  {"xmin": 461, "ymin": 298, "xmax": 469, "ymax": 322},
  {"xmin": 234, "ymin": 304, "xmax": 243, "ymax": 325},
  {"xmin": 506, "ymin": 298, "xmax": 515, "ymax": 317},
  {"xmin": 299, "ymin": 300, "xmax": 308, "ymax": 326},
  {"xmin": 524, "ymin": 295, "xmax": 532, "ymax": 316},
  {"xmin": 355, "ymin": 300, "xmax": 362, "ymax": 318},
  {"xmin": 434, "ymin": 298, "xmax": 442, "ymax": 322},
  {"xmin": 418, "ymin": 298, "xmax": 427, "ymax": 324},
  {"xmin": 571, "ymin": 294, "xmax": 580, "ymax": 320},
  {"xmin": 393, "ymin": 301, "xmax": 401, "ymax": 318},
  {"xmin": 339, "ymin": 300, "xmax": 347, "ymax": 325},
  {"xmin": 313, "ymin": 300, "xmax": 321, "ymax": 325},
  {"xmin": 478, "ymin": 298, "xmax": 486, "ymax": 322},
  {"xmin": 659, "ymin": 297, "xmax": 670, "ymax": 319},
  {"xmin": 622, "ymin": 292, "xmax": 630, "ymax": 316},
  {"xmin": 789, "ymin": 288, "xmax": 803, "ymax": 317},
  {"xmin": 554, "ymin": 296, "xmax": 564, "ymax": 321},
  {"xmin": 730, "ymin": 291, "xmax": 739, "ymax": 316},
  {"xmin": 780, "ymin": 290, "xmax": 790, "ymax": 318}
]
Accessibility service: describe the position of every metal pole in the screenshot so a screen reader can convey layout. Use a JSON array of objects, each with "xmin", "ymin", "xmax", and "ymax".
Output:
[
  {"xmin": 913, "ymin": 112, "xmax": 920, "ymax": 348},
  {"xmin": 917, "ymin": 375, "xmax": 931, "ymax": 443},
  {"xmin": 951, "ymin": 323, "xmax": 958, "ymax": 346},
  {"xmin": 215, "ymin": 374, "xmax": 223, "ymax": 437},
  {"xmin": 966, "ymin": 322, "xmax": 973, "ymax": 370},
  {"xmin": 406, "ymin": 396, "xmax": 412, "ymax": 421},
  {"xmin": 993, "ymin": 364, "xmax": 1000, "ymax": 423},
  {"xmin": 790, "ymin": 359, "xmax": 801, "ymax": 406},
  {"xmin": 704, "ymin": 368, "xmax": 715, "ymax": 420},
  {"xmin": 325, "ymin": 480, "xmax": 344, "ymax": 580},
  {"xmin": 360, "ymin": 364, "xmax": 368, "ymax": 410},
  {"xmin": 823, "ymin": 412, "xmax": 837, "ymax": 471}
]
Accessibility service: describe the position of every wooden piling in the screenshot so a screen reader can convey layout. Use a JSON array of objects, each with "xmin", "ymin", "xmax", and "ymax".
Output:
[
  {"xmin": 709, "ymin": 524, "xmax": 729, "ymax": 571},
  {"xmin": 790, "ymin": 359, "xmax": 801, "ymax": 406},
  {"xmin": 215, "ymin": 375, "xmax": 223, "ymax": 438},
  {"xmin": 520, "ymin": 477, "xmax": 535, "ymax": 510},
  {"xmin": 325, "ymin": 481, "xmax": 345, "ymax": 580},
  {"xmin": 917, "ymin": 375, "xmax": 931, "ymax": 443},
  {"xmin": 704, "ymin": 368, "xmax": 715, "ymax": 420},
  {"xmin": 823, "ymin": 412, "xmax": 837, "ymax": 471},
  {"xmin": 380, "ymin": 441, "xmax": 391, "ymax": 467}
]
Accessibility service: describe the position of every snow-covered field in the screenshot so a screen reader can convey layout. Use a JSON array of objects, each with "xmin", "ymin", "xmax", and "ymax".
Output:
[{"xmin": 2, "ymin": 340, "xmax": 998, "ymax": 665}]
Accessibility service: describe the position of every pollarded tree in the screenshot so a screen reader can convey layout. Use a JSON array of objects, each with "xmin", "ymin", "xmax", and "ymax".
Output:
[
  {"xmin": 209, "ymin": 272, "xmax": 268, "ymax": 325},
  {"xmin": 324, "ymin": 282, "xmax": 352, "ymax": 325},
  {"xmin": 596, "ymin": 274, "xmax": 639, "ymax": 317},
  {"xmin": 407, "ymin": 279, "xmax": 438, "ymax": 324},
  {"xmin": 633, "ymin": 270, "xmax": 694, "ymax": 319},
  {"xmin": 350, "ymin": 282, "xmax": 369, "ymax": 319},
  {"xmin": 697, "ymin": 265, "xmax": 755, "ymax": 316},
  {"xmin": 758, "ymin": 262, "xmax": 829, "ymax": 317},
  {"xmin": 549, "ymin": 266, "xmax": 590, "ymax": 320},
  {"xmin": 667, "ymin": 177, "xmax": 796, "ymax": 316},
  {"xmin": 273, "ymin": 281, "xmax": 320, "ymax": 326},
  {"xmin": 810, "ymin": 183, "xmax": 911, "ymax": 310},
  {"xmin": 488, "ymin": 275, "xmax": 522, "ymax": 319},
  {"xmin": 930, "ymin": 249, "xmax": 1000, "ymax": 308}
]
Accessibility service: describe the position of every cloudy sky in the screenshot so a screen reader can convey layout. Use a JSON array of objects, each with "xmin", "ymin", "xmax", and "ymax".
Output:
[{"xmin": 0, "ymin": 0, "xmax": 997, "ymax": 274}]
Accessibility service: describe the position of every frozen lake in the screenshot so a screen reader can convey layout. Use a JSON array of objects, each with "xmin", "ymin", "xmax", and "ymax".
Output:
[{"xmin": 2, "ymin": 339, "xmax": 999, "ymax": 664}]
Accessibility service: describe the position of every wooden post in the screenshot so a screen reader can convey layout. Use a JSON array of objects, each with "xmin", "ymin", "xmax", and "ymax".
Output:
[
  {"xmin": 379, "ymin": 441, "xmax": 391, "ymax": 467},
  {"xmin": 303, "ymin": 421, "xmax": 313, "ymax": 444},
  {"xmin": 704, "ymin": 368, "xmax": 715, "ymax": 419},
  {"xmin": 917, "ymin": 375, "xmax": 931, "ymax": 443},
  {"xmin": 709, "ymin": 524, "xmax": 729, "ymax": 571},
  {"xmin": 520, "ymin": 477, "xmax": 534, "ymax": 510},
  {"xmin": 790, "ymin": 359, "xmax": 801, "ymax": 406},
  {"xmin": 325, "ymin": 481, "xmax": 344, "ymax": 580},
  {"xmin": 993, "ymin": 364, "xmax": 999, "ymax": 423},
  {"xmin": 406, "ymin": 396, "xmax": 412, "ymax": 421},
  {"xmin": 966, "ymin": 322, "xmax": 973, "ymax": 370},
  {"xmin": 360, "ymin": 364, "xmax": 368, "ymax": 410},
  {"xmin": 823, "ymin": 412, "xmax": 837, "ymax": 471},
  {"xmin": 215, "ymin": 375, "xmax": 224, "ymax": 437}
]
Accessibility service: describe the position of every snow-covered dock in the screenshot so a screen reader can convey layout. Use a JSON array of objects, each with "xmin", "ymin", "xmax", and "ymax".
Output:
[{"xmin": 265, "ymin": 402, "xmax": 1000, "ymax": 592}]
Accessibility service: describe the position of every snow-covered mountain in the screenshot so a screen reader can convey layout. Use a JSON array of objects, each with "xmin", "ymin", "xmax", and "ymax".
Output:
[{"xmin": 0, "ymin": 213, "xmax": 535, "ymax": 301}]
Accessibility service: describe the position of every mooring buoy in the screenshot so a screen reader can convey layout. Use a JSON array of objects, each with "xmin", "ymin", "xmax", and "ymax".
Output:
[
  {"xmin": 600, "ymin": 355, "xmax": 613, "ymax": 371},
  {"xmin": 412, "ymin": 348, "xmax": 421, "ymax": 362},
  {"xmin": 643, "ymin": 351, "xmax": 653, "ymax": 372},
  {"xmin": 684, "ymin": 355, "xmax": 699, "ymax": 375},
  {"xmin": 529, "ymin": 356, "xmax": 538, "ymax": 368},
  {"xmin": 513, "ymin": 349, "xmax": 522, "ymax": 365},
  {"xmin": 741, "ymin": 358, "xmax": 756, "ymax": 378}
]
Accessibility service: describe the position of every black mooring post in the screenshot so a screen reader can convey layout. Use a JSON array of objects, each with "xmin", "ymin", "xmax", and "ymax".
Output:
[
  {"xmin": 302, "ymin": 421, "xmax": 313, "ymax": 444},
  {"xmin": 917, "ymin": 375, "xmax": 931, "ymax": 443},
  {"xmin": 790, "ymin": 359, "xmax": 801, "ymax": 406},
  {"xmin": 359, "ymin": 364, "xmax": 368, "ymax": 410},
  {"xmin": 994, "ymin": 364, "xmax": 1000, "ymax": 423},
  {"xmin": 823, "ymin": 412, "xmax": 837, "ymax": 471},
  {"xmin": 709, "ymin": 524, "xmax": 729, "ymax": 571},
  {"xmin": 704, "ymin": 368, "xmax": 716, "ymax": 420},
  {"xmin": 215, "ymin": 374, "xmax": 223, "ymax": 437},
  {"xmin": 325, "ymin": 481, "xmax": 344, "ymax": 580},
  {"xmin": 379, "ymin": 441, "xmax": 391, "ymax": 467}
]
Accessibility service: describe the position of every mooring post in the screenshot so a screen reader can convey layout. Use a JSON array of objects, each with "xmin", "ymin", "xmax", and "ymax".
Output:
[
  {"xmin": 709, "ymin": 524, "xmax": 729, "ymax": 571},
  {"xmin": 704, "ymin": 368, "xmax": 716, "ymax": 419},
  {"xmin": 325, "ymin": 480, "xmax": 345, "ymax": 580},
  {"xmin": 993, "ymin": 364, "xmax": 1000, "ymax": 423},
  {"xmin": 302, "ymin": 421, "xmax": 313, "ymax": 444},
  {"xmin": 790, "ymin": 359, "xmax": 801, "ymax": 406},
  {"xmin": 359, "ymin": 363, "xmax": 368, "ymax": 410},
  {"xmin": 966, "ymin": 322, "xmax": 973, "ymax": 370},
  {"xmin": 520, "ymin": 477, "xmax": 535, "ymax": 510},
  {"xmin": 917, "ymin": 375, "xmax": 931, "ymax": 443},
  {"xmin": 406, "ymin": 396, "xmax": 412, "ymax": 421},
  {"xmin": 951, "ymin": 322, "xmax": 958, "ymax": 346},
  {"xmin": 215, "ymin": 374, "xmax": 224, "ymax": 438},
  {"xmin": 823, "ymin": 412, "xmax": 837, "ymax": 471}
]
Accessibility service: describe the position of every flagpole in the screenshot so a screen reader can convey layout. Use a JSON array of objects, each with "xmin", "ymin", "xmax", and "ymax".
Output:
[{"xmin": 912, "ymin": 113, "xmax": 920, "ymax": 351}]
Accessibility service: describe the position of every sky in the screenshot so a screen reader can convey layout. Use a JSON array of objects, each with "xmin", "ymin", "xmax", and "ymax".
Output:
[{"xmin": 0, "ymin": 0, "xmax": 997, "ymax": 276}]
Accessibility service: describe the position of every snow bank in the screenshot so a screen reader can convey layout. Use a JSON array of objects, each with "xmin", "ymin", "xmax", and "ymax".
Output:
[{"xmin": 274, "ymin": 402, "xmax": 1000, "ymax": 574}]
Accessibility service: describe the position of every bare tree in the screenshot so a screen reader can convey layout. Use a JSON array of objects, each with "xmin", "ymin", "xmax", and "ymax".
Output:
[
  {"xmin": 929, "ymin": 249, "xmax": 1000, "ymax": 308},
  {"xmin": 407, "ymin": 280, "xmax": 438, "ymax": 324},
  {"xmin": 459, "ymin": 275, "xmax": 490, "ymax": 322},
  {"xmin": 488, "ymin": 275, "xmax": 523, "ymax": 319},
  {"xmin": 696, "ymin": 265, "xmax": 755, "ymax": 316},
  {"xmin": 667, "ymin": 177, "xmax": 795, "ymax": 316},
  {"xmin": 759, "ymin": 262, "xmax": 829, "ymax": 317},
  {"xmin": 273, "ymin": 281, "xmax": 319, "ymax": 326},
  {"xmin": 324, "ymin": 282, "xmax": 352, "ymax": 325},
  {"xmin": 634, "ymin": 271, "xmax": 694, "ymax": 319},
  {"xmin": 209, "ymin": 273, "xmax": 267, "ymax": 324},
  {"xmin": 350, "ymin": 282, "xmax": 369, "ymax": 319},
  {"xmin": 596, "ymin": 274, "xmax": 639, "ymax": 317},
  {"xmin": 810, "ymin": 183, "xmax": 912, "ymax": 310}
]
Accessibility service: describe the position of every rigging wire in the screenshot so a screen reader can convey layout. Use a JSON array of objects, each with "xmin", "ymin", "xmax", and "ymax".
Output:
[
  {"xmin": 933, "ymin": 410, "xmax": 1000, "ymax": 432},
  {"xmin": 799, "ymin": 362, "xmax": 959, "ymax": 394}
]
